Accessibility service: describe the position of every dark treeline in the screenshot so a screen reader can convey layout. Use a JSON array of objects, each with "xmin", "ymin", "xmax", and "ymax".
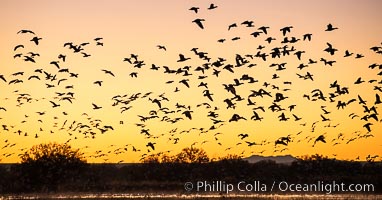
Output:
[{"xmin": 0, "ymin": 155, "xmax": 381, "ymax": 194}]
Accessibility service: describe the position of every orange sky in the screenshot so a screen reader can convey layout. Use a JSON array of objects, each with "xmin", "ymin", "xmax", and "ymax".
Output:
[{"xmin": 1, "ymin": 0, "xmax": 382, "ymax": 163}]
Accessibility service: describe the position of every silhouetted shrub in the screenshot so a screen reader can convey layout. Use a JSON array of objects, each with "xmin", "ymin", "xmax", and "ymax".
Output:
[{"xmin": 15, "ymin": 142, "xmax": 88, "ymax": 192}]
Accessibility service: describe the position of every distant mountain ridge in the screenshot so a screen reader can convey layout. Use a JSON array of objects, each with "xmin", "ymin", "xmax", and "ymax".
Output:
[{"xmin": 243, "ymin": 155, "xmax": 298, "ymax": 164}]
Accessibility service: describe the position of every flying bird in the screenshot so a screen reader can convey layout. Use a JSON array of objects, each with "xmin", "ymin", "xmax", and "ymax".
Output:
[
  {"xmin": 146, "ymin": 142, "xmax": 156, "ymax": 150},
  {"xmin": 207, "ymin": 3, "xmax": 218, "ymax": 10},
  {"xmin": 325, "ymin": 23, "xmax": 338, "ymax": 31},
  {"xmin": 280, "ymin": 26, "xmax": 293, "ymax": 36},
  {"xmin": 30, "ymin": 36, "xmax": 42, "ymax": 45},
  {"xmin": 17, "ymin": 29, "xmax": 35, "ymax": 34},
  {"xmin": 157, "ymin": 45, "xmax": 167, "ymax": 51},
  {"xmin": 192, "ymin": 18, "xmax": 205, "ymax": 29},
  {"xmin": 238, "ymin": 133, "xmax": 249, "ymax": 140},
  {"xmin": 189, "ymin": 6, "xmax": 199, "ymax": 13},
  {"xmin": 177, "ymin": 54, "xmax": 191, "ymax": 62},
  {"xmin": 101, "ymin": 69, "xmax": 115, "ymax": 77},
  {"xmin": 14, "ymin": 45, "xmax": 24, "ymax": 51},
  {"xmin": 313, "ymin": 135, "xmax": 326, "ymax": 147},
  {"xmin": 0, "ymin": 75, "xmax": 7, "ymax": 82},
  {"xmin": 92, "ymin": 103, "xmax": 102, "ymax": 110}
]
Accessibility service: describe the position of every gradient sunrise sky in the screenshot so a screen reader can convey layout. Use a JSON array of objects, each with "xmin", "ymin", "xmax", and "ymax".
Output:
[{"xmin": 0, "ymin": 0, "xmax": 382, "ymax": 163}]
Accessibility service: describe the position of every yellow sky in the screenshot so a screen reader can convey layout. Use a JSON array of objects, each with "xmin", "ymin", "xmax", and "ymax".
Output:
[{"xmin": 0, "ymin": 0, "xmax": 382, "ymax": 163}]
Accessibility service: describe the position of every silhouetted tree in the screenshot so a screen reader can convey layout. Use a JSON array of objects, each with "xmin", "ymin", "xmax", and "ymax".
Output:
[
  {"xmin": 17, "ymin": 142, "xmax": 88, "ymax": 192},
  {"xmin": 173, "ymin": 147, "xmax": 209, "ymax": 163}
]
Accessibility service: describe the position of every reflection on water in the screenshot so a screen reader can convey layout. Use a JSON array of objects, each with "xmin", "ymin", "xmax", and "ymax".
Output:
[{"xmin": 2, "ymin": 193, "xmax": 382, "ymax": 200}]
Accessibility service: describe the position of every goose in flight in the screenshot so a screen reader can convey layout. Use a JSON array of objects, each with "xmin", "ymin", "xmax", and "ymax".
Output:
[
  {"xmin": 228, "ymin": 23, "xmax": 237, "ymax": 31},
  {"xmin": 182, "ymin": 110, "xmax": 193, "ymax": 120},
  {"xmin": 238, "ymin": 133, "xmax": 249, "ymax": 140},
  {"xmin": 258, "ymin": 26, "xmax": 269, "ymax": 34},
  {"xmin": 303, "ymin": 33, "xmax": 312, "ymax": 41},
  {"xmin": 0, "ymin": 75, "xmax": 6, "ymax": 82},
  {"xmin": 375, "ymin": 94, "xmax": 381, "ymax": 104},
  {"xmin": 192, "ymin": 18, "xmax": 205, "ymax": 29},
  {"xmin": 207, "ymin": 3, "xmax": 218, "ymax": 10},
  {"xmin": 93, "ymin": 81, "xmax": 103, "ymax": 86},
  {"xmin": 294, "ymin": 51, "xmax": 305, "ymax": 60},
  {"xmin": 280, "ymin": 26, "xmax": 293, "ymax": 36},
  {"xmin": 94, "ymin": 37, "xmax": 103, "ymax": 41},
  {"xmin": 251, "ymin": 110, "xmax": 263, "ymax": 121},
  {"xmin": 157, "ymin": 45, "xmax": 166, "ymax": 51},
  {"xmin": 146, "ymin": 142, "xmax": 156, "ymax": 150},
  {"xmin": 245, "ymin": 141, "xmax": 259, "ymax": 146},
  {"xmin": 177, "ymin": 54, "xmax": 191, "ymax": 62},
  {"xmin": 324, "ymin": 42, "xmax": 338, "ymax": 55},
  {"xmin": 189, "ymin": 6, "xmax": 199, "ymax": 13},
  {"xmin": 14, "ymin": 44, "xmax": 24, "ymax": 51},
  {"xmin": 363, "ymin": 123, "xmax": 372, "ymax": 132},
  {"xmin": 58, "ymin": 54, "xmax": 66, "ymax": 62},
  {"xmin": 24, "ymin": 55, "xmax": 36, "ymax": 63},
  {"xmin": 217, "ymin": 39, "xmax": 226, "ymax": 43},
  {"xmin": 278, "ymin": 113, "xmax": 289, "ymax": 121},
  {"xmin": 241, "ymin": 20, "xmax": 254, "ymax": 27},
  {"xmin": 17, "ymin": 29, "xmax": 35, "ymax": 34},
  {"xmin": 49, "ymin": 101, "xmax": 60, "ymax": 108},
  {"xmin": 179, "ymin": 79, "xmax": 190, "ymax": 88},
  {"xmin": 344, "ymin": 50, "xmax": 353, "ymax": 57},
  {"xmin": 150, "ymin": 98, "xmax": 162, "ymax": 108},
  {"xmin": 325, "ymin": 23, "xmax": 338, "ymax": 31},
  {"xmin": 250, "ymin": 31, "xmax": 262, "ymax": 38},
  {"xmin": 203, "ymin": 90, "xmax": 214, "ymax": 101},
  {"xmin": 30, "ymin": 36, "xmax": 42, "ymax": 45},
  {"xmin": 313, "ymin": 135, "xmax": 326, "ymax": 147},
  {"xmin": 92, "ymin": 103, "xmax": 102, "ymax": 110},
  {"xmin": 101, "ymin": 69, "xmax": 115, "ymax": 77},
  {"xmin": 50, "ymin": 61, "xmax": 60, "ymax": 69},
  {"xmin": 275, "ymin": 139, "xmax": 288, "ymax": 146},
  {"xmin": 265, "ymin": 37, "xmax": 276, "ymax": 44}
]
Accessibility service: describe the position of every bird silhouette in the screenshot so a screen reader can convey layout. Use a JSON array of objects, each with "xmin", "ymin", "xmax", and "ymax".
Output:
[
  {"xmin": 207, "ymin": 3, "xmax": 218, "ymax": 10},
  {"xmin": 0, "ymin": 75, "xmax": 7, "ymax": 82},
  {"xmin": 344, "ymin": 50, "xmax": 353, "ymax": 57},
  {"xmin": 238, "ymin": 133, "xmax": 249, "ymax": 140},
  {"xmin": 324, "ymin": 43, "xmax": 338, "ymax": 55},
  {"xmin": 101, "ymin": 69, "xmax": 115, "ymax": 77},
  {"xmin": 325, "ymin": 23, "xmax": 338, "ymax": 31},
  {"xmin": 192, "ymin": 18, "xmax": 205, "ymax": 29},
  {"xmin": 280, "ymin": 26, "xmax": 293, "ymax": 36},
  {"xmin": 258, "ymin": 26, "xmax": 269, "ymax": 34},
  {"xmin": 363, "ymin": 123, "xmax": 373, "ymax": 132},
  {"xmin": 177, "ymin": 54, "xmax": 191, "ymax": 62},
  {"xmin": 157, "ymin": 45, "xmax": 167, "ymax": 51},
  {"xmin": 241, "ymin": 20, "xmax": 254, "ymax": 27},
  {"xmin": 17, "ymin": 29, "xmax": 35, "ymax": 34},
  {"xmin": 303, "ymin": 33, "xmax": 312, "ymax": 41},
  {"xmin": 146, "ymin": 142, "xmax": 156, "ymax": 150},
  {"xmin": 228, "ymin": 23, "xmax": 237, "ymax": 31},
  {"xmin": 49, "ymin": 101, "xmax": 60, "ymax": 108},
  {"xmin": 92, "ymin": 103, "xmax": 102, "ymax": 110},
  {"xmin": 181, "ymin": 110, "xmax": 193, "ymax": 120},
  {"xmin": 30, "ymin": 36, "xmax": 42, "ymax": 45},
  {"xmin": 375, "ymin": 94, "xmax": 382, "ymax": 104},
  {"xmin": 313, "ymin": 135, "xmax": 326, "ymax": 147},
  {"xmin": 203, "ymin": 90, "xmax": 214, "ymax": 101},
  {"xmin": 94, "ymin": 81, "xmax": 103, "ymax": 86},
  {"xmin": 189, "ymin": 7, "xmax": 199, "ymax": 13},
  {"xmin": 13, "ymin": 44, "xmax": 24, "ymax": 51}
]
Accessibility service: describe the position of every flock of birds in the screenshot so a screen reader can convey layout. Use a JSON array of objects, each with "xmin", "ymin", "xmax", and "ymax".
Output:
[{"xmin": 1, "ymin": 3, "xmax": 382, "ymax": 163}]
